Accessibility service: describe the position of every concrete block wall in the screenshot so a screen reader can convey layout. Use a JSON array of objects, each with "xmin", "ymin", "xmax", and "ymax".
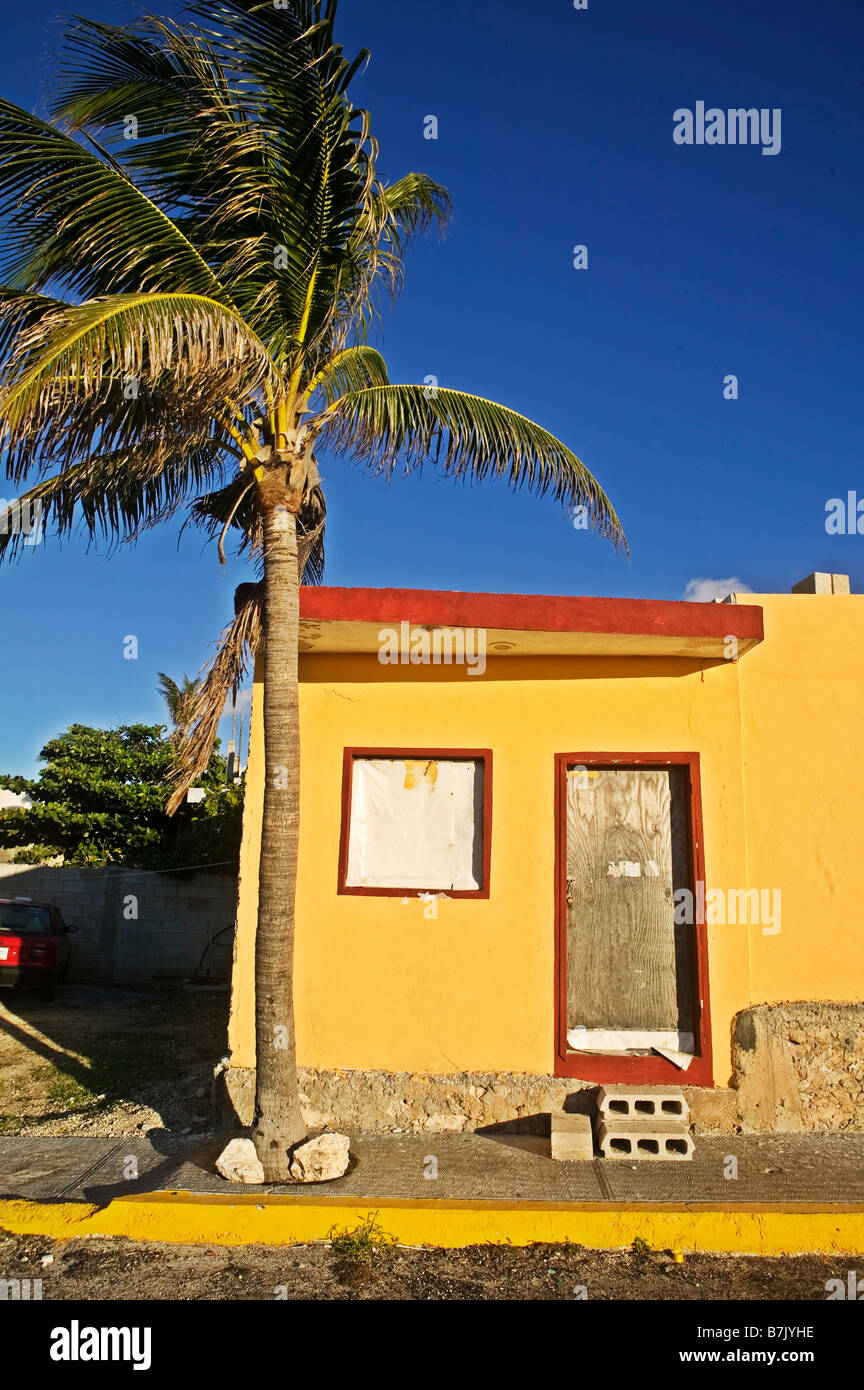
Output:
[{"xmin": 0, "ymin": 863, "xmax": 237, "ymax": 984}]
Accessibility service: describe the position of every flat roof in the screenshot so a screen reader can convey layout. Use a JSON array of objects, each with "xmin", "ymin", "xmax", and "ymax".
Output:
[{"xmin": 298, "ymin": 587, "xmax": 764, "ymax": 660}]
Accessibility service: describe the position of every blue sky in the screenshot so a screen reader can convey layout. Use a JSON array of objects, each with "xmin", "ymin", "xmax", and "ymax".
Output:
[{"xmin": 1, "ymin": 0, "xmax": 862, "ymax": 776}]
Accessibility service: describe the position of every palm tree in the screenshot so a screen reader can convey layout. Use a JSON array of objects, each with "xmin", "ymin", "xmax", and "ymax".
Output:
[
  {"xmin": 157, "ymin": 672, "xmax": 202, "ymax": 737},
  {"xmin": 0, "ymin": 0, "xmax": 625, "ymax": 1179}
]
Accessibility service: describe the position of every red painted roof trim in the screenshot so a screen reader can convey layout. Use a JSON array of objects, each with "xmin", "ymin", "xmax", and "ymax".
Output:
[{"xmin": 299, "ymin": 586, "xmax": 764, "ymax": 643}]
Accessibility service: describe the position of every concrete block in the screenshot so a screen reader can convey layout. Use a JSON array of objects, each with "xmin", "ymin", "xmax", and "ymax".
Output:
[
  {"xmin": 684, "ymin": 1086, "xmax": 738, "ymax": 1133},
  {"xmin": 594, "ymin": 1118, "xmax": 694, "ymax": 1161},
  {"xmin": 791, "ymin": 572, "xmax": 850, "ymax": 595},
  {"xmin": 597, "ymin": 1084, "xmax": 689, "ymax": 1124},
  {"xmin": 550, "ymin": 1111, "xmax": 594, "ymax": 1161}
]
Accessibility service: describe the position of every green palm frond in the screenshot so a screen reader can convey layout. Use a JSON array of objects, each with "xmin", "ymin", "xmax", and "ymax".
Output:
[
  {"xmin": 0, "ymin": 437, "xmax": 231, "ymax": 560},
  {"xmin": 321, "ymin": 384, "xmax": 627, "ymax": 545},
  {"xmin": 157, "ymin": 672, "xmax": 202, "ymax": 733},
  {"xmin": 49, "ymin": 16, "xmax": 233, "ymax": 202},
  {"xmin": 349, "ymin": 174, "xmax": 452, "ymax": 300},
  {"xmin": 41, "ymin": 6, "xmax": 448, "ymax": 366},
  {"xmin": 183, "ymin": 1, "xmax": 378, "ymax": 359},
  {"xmin": 378, "ymin": 173, "xmax": 453, "ymax": 242},
  {"xmin": 0, "ymin": 0, "xmax": 622, "ymax": 635},
  {"xmin": 0, "ymin": 292, "xmax": 277, "ymax": 480},
  {"xmin": 0, "ymin": 288, "xmax": 69, "ymax": 365},
  {"xmin": 0, "ymin": 98, "xmax": 226, "ymax": 302},
  {"xmin": 74, "ymin": 12, "xmax": 280, "ymax": 318},
  {"xmin": 156, "ymin": 672, "xmax": 182, "ymax": 716},
  {"xmin": 52, "ymin": 0, "xmax": 372, "ymax": 358},
  {"xmin": 305, "ymin": 345, "xmax": 389, "ymax": 406},
  {"xmin": 331, "ymin": 173, "xmax": 451, "ymax": 338},
  {"xmin": 48, "ymin": 10, "xmax": 267, "ymax": 328}
]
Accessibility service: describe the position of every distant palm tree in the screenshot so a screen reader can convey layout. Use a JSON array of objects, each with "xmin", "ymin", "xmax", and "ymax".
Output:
[
  {"xmin": 0, "ymin": 0, "xmax": 624, "ymax": 1178},
  {"xmin": 156, "ymin": 672, "xmax": 202, "ymax": 738}
]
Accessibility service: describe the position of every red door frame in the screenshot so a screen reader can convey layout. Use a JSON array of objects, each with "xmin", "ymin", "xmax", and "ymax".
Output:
[{"xmin": 554, "ymin": 751, "xmax": 713, "ymax": 1086}]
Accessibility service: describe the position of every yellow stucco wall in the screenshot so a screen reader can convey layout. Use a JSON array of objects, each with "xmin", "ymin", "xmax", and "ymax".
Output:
[
  {"xmin": 228, "ymin": 593, "xmax": 864, "ymax": 1086},
  {"xmin": 735, "ymin": 595, "xmax": 864, "ymax": 1012}
]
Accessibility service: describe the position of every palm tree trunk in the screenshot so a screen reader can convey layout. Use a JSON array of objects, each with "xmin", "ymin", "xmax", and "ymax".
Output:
[{"xmin": 252, "ymin": 501, "xmax": 307, "ymax": 1179}]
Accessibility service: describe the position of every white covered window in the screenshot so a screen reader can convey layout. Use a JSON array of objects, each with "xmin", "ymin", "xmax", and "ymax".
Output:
[{"xmin": 342, "ymin": 754, "xmax": 487, "ymax": 893}]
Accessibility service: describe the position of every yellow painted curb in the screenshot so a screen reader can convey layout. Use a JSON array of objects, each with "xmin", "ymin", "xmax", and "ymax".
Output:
[{"xmin": 2, "ymin": 1195, "xmax": 863, "ymax": 1255}]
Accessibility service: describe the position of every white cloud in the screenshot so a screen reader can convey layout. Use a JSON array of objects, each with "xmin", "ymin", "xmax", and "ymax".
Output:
[
  {"xmin": 222, "ymin": 687, "xmax": 253, "ymax": 718},
  {"xmin": 0, "ymin": 789, "xmax": 31, "ymax": 809},
  {"xmin": 682, "ymin": 577, "xmax": 753, "ymax": 604}
]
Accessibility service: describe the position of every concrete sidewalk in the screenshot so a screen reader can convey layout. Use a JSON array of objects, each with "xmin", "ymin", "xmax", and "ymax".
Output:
[
  {"xmin": 2, "ymin": 1130, "xmax": 863, "ymax": 1254},
  {"xmin": 2, "ymin": 1129, "xmax": 864, "ymax": 1205}
]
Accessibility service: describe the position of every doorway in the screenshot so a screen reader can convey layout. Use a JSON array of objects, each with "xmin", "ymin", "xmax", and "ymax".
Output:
[{"xmin": 554, "ymin": 753, "xmax": 712, "ymax": 1084}]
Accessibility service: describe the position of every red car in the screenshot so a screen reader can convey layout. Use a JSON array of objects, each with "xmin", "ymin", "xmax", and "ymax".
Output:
[{"xmin": 0, "ymin": 899, "xmax": 75, "ymax": 1002}]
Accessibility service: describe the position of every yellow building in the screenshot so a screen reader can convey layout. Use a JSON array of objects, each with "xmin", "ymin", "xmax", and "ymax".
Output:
[{"xmin": 227, "ymin": 574, "xmax": 864, "ymax": 1121}]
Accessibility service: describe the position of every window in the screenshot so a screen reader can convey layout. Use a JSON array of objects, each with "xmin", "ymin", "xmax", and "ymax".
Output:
[
  {"xmin": 338, "ymin": 749, "xmax": 492, "ymax": 897},
  {"xmin": 0, "ymin": 903, "xmax": 54, "ymax": 935}
]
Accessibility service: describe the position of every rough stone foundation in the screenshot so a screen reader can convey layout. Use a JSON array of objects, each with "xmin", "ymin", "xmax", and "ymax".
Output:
[
  {"xmin": 218, "ymin": 1002, "xmax": 864, "ymax": 1135},
  {"xmin": 732, "ymin": 1001, "xmax": 864, "ymax": 1132},
  {"xmin": 218, "ymin": 1066, "xmax": 734, "ymax": 1135}
]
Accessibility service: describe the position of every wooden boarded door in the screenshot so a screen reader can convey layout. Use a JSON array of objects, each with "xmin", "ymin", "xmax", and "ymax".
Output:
[{"xmin": 565, "ymin": 765, "xmax": 694, "ymax": 1035}]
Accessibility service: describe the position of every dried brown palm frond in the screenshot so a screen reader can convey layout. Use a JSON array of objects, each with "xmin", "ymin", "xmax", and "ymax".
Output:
[
  {"xmin": 0, "ymin": 435, "xmax": 230, "ymax": 561},
  {"xmin": 165, "ymin": 583, "xmax": 262, "ymax": 814},
  {"xmin": 296, "ymin": 483, "xmax": 326, "ymax": 584},
  {"xmin": 0, "ymin": 292, "xmax": 276, "ymax": 472},
  {"xmin": 186, "ymin": 475, "xmax": 326, "ymax": 580},
  {"xmin": 166, "ymin": 477, "xmax": 325, "ymax": 813}
]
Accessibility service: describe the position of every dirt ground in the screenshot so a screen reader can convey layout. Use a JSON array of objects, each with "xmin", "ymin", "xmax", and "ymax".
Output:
[
  {"xmin": 0, "ymin": 984, "xmax": 227, "ymax": 1136},
  {"xmin": 0, "ymin": 1225, "xmax": 846, "ymax": 1300}
]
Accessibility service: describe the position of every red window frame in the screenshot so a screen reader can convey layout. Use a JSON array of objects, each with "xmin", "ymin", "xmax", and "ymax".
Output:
[
  {"xmin": 337, "ymin": 747, "xmax": 493, "ymax": 899},
  {"xmin": 554, "ymin": 751, "xmax": 713, "ymax": 1086}
]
